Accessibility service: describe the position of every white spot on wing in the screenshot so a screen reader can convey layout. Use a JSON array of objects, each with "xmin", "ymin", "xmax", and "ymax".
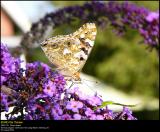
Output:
[
  {"xmin": 71, "ymin": 61, "xmax": 79, "ymax": 65},
  {"xmin": 63, "ymin": 48, "xmax": 71, "ymax": 55},
  {"xmin": 92, "ymin": 32, "xmax": 96, "ymax": 36},
  {"xmin": 74, "ymin": 51, "xmax": 88, "ymax": 59},
  {"xmin": 80, "ymin": 34, "xmax": 85, "ymax": 38},
  {"xmin": 74, "ymin": 52, "xmax": 81, "ymax": 58},
  {"xmin": 75, "ymin": 39, "xmax": 81, "ymax": 45},
  {"xmin": 85, "ymin": 38, "xmax": 94, "ymax": 46}
]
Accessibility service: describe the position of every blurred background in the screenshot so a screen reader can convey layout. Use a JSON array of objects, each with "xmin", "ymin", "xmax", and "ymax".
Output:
[{"xmin": 1, "ymin": 1, "xmax": 159, "ymax": 120}]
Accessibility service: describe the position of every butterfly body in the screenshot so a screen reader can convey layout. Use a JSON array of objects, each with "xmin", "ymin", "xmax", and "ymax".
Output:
[{"xmin": 41, "ymin": 23, "xmax": 97, "ymax": 81}]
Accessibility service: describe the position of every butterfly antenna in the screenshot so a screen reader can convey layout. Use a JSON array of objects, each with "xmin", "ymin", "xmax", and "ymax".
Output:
[{"xmin": 68, "ymin": 80, "xmax": 75, "ymax": 89}]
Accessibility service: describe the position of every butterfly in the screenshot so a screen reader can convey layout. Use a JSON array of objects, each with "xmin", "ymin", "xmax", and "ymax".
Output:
[{"xmin": 40, "ymin": 23, "xmax": 97, "ymax": 82}]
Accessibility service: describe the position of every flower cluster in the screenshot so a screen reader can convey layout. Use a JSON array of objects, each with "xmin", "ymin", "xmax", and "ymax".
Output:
[
  {"xmin": 0, "ymin": 43, "xmax": 20, "ymax": 86},
  {"xmin": 1, "ymin": 92, "xmax": 9, "ymax": 112},
  {"xmin": 1, "ymin": 43, "xmax": 136, "ymax": 120},
  {"xmin": 119, "ymin": 2, "xmax": 159, "ymax": 49},
  {"xmin": 141, "ymin": 11, "xmax": 159, "ymax": 49},
  {"xmin": 20, "ymin": 1, "xmax": 159, "ymax": 54}
]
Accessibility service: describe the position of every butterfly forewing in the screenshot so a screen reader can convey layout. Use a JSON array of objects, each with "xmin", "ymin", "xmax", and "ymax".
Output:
[{"xmin": 41, "ymin": 23, "xmax": 97, "ymax": 80}]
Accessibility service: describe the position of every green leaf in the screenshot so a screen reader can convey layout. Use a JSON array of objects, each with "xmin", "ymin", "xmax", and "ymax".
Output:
[{"xmin": 94, "ymin": 101, "xmax": 137, "ymax": 110}]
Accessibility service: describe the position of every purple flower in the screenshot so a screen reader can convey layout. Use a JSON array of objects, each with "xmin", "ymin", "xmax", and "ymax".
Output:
[
  {"xmin": 146, "ymin": 12, "xmax": 159, "ymax": 22},
  {"xmin": 67, "ymin": 87, "xmax": 88, "ymax": 100},
  {"xmin": 87, "ymin": 95, "xmax": 102, "ymax": 106},
  {"xmin": 25, "ymin": 114, "xmax": 33, "ymax": 120},
  {"xmin": 89, "ymin": 114, "xmax": 104, "ymax": 120},
  {"xmin": 89, "ymin": 114, "xmax": 97, "ymax": 120},
  {"xmin": 61, "ymin": 114, "xmax": 72, "ymax": 120},
  {"xmin": 1, "ymin": 76, "xmax": 6, "ymax": 86},
  {"xmin": 103, "ymin": 109, "xmax": 114, "ymax": 120},
  {"xmin": 51, "ymin": 104, "xmax": 63, "ymax": 116},
  {"xmin": 96, "ymin": 115, "xmax": 104, "ymax": 120},
  {"xmin": 0, "ymin": 43, "xmax": 20, "ymax": 85},
  {"xmin": 66, "ymin": 87, "xmax": 80, "ymax": 94},
  {"xmin": 1, "ymin": 43, "xmax": 137, "ymax": 120},
  {"xmin": 114, "ymin": 107, "xmax": 137, "ymax": 120},
  {"xmin": 1, "ymin": 93, "xmax": 9, "ymax": 112},
  {"xmin": 43, "ymin": 80, "xmax": 56, "ymax": 97},
  {"xmin": 73, "ymin": 114, "xmax": 81, "ymax": 120},
  {"xmin": 122, "ymin": 107, "xmax": 137, "ymax": 120},
  {"xmin": 85, "ymin": 108, "xmax": 94, "ymax": 117},
  {"xmin": 66, "ymin": 100, "xmax": 83, "ymax": 112}
]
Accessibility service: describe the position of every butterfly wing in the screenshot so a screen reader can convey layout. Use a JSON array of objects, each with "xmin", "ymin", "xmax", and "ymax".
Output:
[
  {"xmin": 40, "ymin": 23, "xmax": 97, "ymax": 79},
  {"xmin": 71, "ymin": 23, "xmax": 97, "ymax": 72}
]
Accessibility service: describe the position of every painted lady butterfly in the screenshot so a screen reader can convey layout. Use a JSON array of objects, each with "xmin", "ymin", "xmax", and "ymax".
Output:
[{"xmin": 40, "ymin": 23, "xmax": 97, "ymax": 81}]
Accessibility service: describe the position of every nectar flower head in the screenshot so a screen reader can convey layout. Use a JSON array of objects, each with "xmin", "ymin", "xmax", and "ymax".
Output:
[
  {"xmin": 66, "ymin": 100, "xmax": 83, "ymax": 113},
  {"xmin": 146, "ymin": 12, "xmax": 159, "ymax": 22},
  {"xmin": 1, "ymin": 43, "xmax": 20, "ymax": 85}
]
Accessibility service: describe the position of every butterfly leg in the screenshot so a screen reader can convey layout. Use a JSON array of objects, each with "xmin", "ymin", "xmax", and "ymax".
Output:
[{"xmin": 68, "ymin": 81, "xmax": 75, "ymax": 89}]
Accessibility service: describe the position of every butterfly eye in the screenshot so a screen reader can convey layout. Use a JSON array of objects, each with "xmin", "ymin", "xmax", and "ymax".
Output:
[{"xmin": 51, "ymin": 43, "xmax": 58, "ymax": 49}]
